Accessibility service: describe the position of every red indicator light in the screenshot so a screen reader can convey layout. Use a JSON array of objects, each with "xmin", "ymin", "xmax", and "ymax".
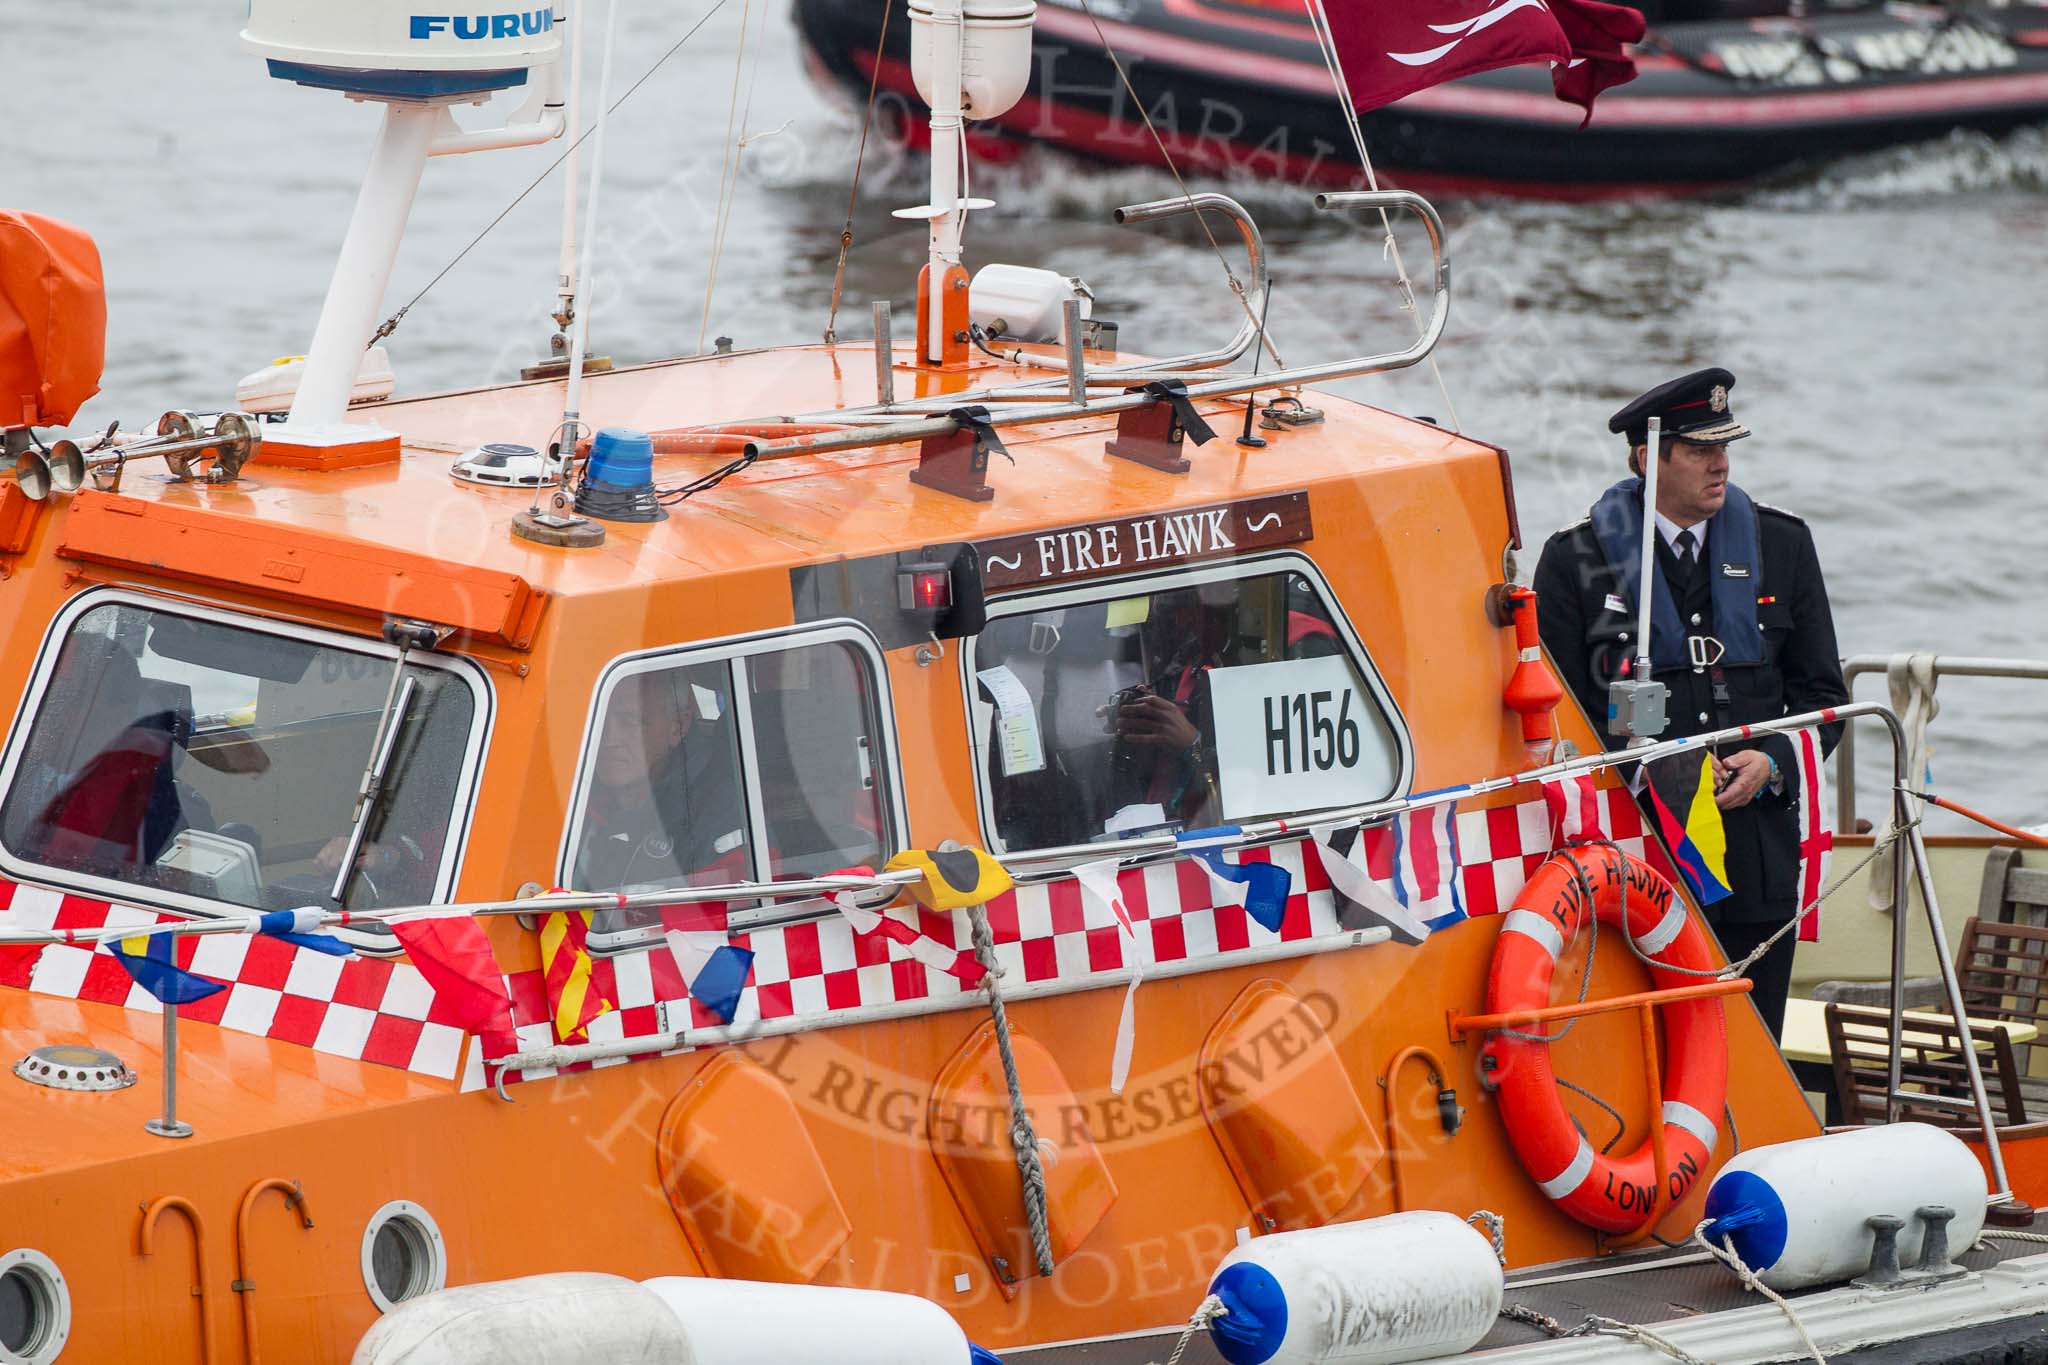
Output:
[{"xmin": 898, "ymin": 561, "xmax": 953, "ymax": 613}]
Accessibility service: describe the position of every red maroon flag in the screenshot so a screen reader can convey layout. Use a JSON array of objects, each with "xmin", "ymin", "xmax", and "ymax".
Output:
[{"xmin": 1324, "ymin": 0, "xmax": 1646, "ymax": 123}]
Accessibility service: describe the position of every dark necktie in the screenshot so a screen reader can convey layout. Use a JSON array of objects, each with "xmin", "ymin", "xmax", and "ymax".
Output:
[{"xmin": 1674, "ymin": 528, "xmax": 1699, "ymax": 582}]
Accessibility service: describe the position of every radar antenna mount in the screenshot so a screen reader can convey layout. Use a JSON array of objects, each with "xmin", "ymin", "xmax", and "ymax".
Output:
[
  {"xmin": 238, "ymin": 0, "xmax": 569, "ymax": 462},
  {"xmin": 891, "ymin": 0, "xmax": 1036, "ymax": 366}
]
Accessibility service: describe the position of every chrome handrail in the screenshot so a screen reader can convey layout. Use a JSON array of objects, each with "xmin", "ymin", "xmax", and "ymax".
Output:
[
  {"xmin": 1834, "ymin": 653, "xmax": 2048, "ymax": 832},
  {"xmin": 984, "ymin": 191, "xmax": 1278, "ymax": 378},
  {"xmin": 741, "ymin": 190, "xmax": 1449, "ymax": 460}
]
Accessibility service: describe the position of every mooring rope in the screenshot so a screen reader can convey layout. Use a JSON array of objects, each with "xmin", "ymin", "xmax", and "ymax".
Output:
[
  {"xmin": 967, "ymin": 902, "xmax": 1055, "ymax": 1279},
  {"xmin": 1467, "ymin": 1209, "xmax": 1507, "ymax": 1267},
  {"xmin": 1159, "ymin": 1293, "xmax": 1228, "ymax": 1365},
  {"xmin": 1693, "ymin": 1220, "xmax": 1829, "ymax": 1364}
]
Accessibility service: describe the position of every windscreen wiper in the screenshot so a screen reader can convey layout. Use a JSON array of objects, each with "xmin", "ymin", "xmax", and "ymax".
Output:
[{"xmin": 330, "ymin": 620, "xmax": 446, "ymax": 905}]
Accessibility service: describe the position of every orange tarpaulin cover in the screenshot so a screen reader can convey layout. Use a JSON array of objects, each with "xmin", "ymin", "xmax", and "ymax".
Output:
[{"xmin": 0, "ymin": 211, "xmax": 106, "ymax": 430}]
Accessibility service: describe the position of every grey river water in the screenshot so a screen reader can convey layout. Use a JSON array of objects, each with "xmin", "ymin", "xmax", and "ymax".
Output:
[{"xmin": 7, "ymin": 0, "xmax": 2047, "ymax": 827}]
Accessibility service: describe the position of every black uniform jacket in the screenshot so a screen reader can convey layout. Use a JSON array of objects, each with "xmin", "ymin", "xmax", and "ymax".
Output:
[{"xmin": 1532, "ymin": 497, "xmax": 1849, "ymax": 925}]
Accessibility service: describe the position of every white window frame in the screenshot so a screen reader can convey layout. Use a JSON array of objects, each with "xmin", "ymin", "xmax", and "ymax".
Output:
[
  {"xmin": 0, "ymin": 586, "xmax": 494, "ymax": 938},
  {"xmin": 559, "ymin": 620, "xmax": 910, "ymax": 953},
  {"xmin": 959, "ymin": 551, "xmax": 1414, "ymax": 856}
]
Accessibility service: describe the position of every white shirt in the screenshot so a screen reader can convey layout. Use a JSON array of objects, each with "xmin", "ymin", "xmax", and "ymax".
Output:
[{"xmin": 1655, "ymin": 512, "xmax": 1708, "ymax": 556}]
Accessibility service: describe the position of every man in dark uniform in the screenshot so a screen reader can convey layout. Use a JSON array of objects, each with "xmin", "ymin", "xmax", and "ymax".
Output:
[{"xmin": 1532, "ymin": 368, "xmax": 1848, "ymax": 1039}]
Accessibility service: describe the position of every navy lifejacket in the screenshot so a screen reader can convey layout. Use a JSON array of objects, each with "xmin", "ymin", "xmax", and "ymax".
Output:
[{"xmin": 1589, "ymin": 478, "xmax": 1763, "ymax": 672}]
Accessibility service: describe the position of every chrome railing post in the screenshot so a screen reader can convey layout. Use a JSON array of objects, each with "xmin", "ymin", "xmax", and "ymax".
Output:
[{"xmin": 1907, "ymin": 813, "xmax": 2013, "ymax": 1196}]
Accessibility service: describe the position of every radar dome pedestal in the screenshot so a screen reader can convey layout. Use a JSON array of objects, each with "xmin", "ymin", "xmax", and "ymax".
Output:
[
  {"xmin": 239, "ymin": 1, "xmax": 565, "ymax": 460},
  {"xmin": 897, "ymin": 0, "xmax": 1036, "ymax": 363}
]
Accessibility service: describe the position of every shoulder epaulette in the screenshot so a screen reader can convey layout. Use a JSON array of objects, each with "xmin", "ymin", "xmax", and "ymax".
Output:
[{"xmin": 1754, "ymin": 501, "xmax": 1808, "ymax": 526}]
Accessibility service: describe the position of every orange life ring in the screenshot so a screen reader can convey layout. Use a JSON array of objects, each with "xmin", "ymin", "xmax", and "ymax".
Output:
[{"xmin": 1482, "ymin": 845, "xmax": 1728, "ymax": 1236}]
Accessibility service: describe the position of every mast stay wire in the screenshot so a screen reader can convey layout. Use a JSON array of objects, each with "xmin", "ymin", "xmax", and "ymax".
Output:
[
  {"xmin": 1071, "ymin": 0, "xmax": 1285, "ymax": 370},
  {"xmin": 698, "ymin": 0, "xmax": 770, "ymax": 354},
  {"xmin": 822, "ymin": 0, "xmax": 898, "ymax": 344},
  {"xmin": 1299, "ymin": 0, "xmax": 1463, "ymax": 433},
  {"xmin": 370, "ymin": 0, "xmax": 735, "ymax": 348}
]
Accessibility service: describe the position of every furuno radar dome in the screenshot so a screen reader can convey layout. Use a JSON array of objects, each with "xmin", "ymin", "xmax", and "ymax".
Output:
[{"xmin": 242, "ymin": 1, "xmax": 564, "ymax": 99}]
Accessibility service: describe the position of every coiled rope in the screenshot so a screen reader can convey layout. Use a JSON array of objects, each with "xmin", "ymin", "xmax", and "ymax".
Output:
[{"xmin": 967, "ymin": 902, "xmax": 1055, "ymax": 1280}]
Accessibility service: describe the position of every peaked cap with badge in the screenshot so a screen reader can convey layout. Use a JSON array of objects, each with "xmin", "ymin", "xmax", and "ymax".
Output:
[{"xmin": 1609, "ymin": 367, "xmax": 1751, "ymax": 449}]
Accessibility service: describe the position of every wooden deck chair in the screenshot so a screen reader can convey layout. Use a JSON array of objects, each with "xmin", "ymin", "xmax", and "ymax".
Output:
[
  {"xmin": 1956, "ymin": 916, "xmax": 2048, "ymax": 1103},
  {"xmin": 1825, "ymin": 1000, "xmax": 2029, "ymax": 1130}
]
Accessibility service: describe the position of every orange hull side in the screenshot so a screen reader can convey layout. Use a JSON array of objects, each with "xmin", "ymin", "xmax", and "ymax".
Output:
[{"xmin": 0, "ymin": 348, "xmax": 1821, "ymax": 1361}]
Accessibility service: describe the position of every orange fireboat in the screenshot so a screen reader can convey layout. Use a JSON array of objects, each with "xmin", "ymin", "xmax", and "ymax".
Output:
[{"xmin": 3, "ymin": 4, "xmax": 2044, "ymax": 1364}]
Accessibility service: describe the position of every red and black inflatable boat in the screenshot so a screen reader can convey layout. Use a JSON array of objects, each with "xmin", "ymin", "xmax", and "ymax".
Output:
[{"xmin": 795, "ymin": 0, "xmax": 2048, "ymax": 195}]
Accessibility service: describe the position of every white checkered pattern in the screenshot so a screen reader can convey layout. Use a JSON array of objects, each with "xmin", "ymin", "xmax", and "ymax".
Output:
[
  {"xmin": 1, "ymin": 786, "xmax": 1671, "ymax": 1090},
  {"xmin": 0, "ymin": 880, "xmax": 469, "ymax": 1079}
]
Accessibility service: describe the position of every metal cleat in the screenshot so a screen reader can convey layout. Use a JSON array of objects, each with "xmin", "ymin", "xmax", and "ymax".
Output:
[
  {"xmin": 1912, "ymin": 1205, "xmax": 1966, "ymax": 1281},
  {"xmin": 1854, "ymin": 1214, "xmax": 1906, "ymax": 1288}
]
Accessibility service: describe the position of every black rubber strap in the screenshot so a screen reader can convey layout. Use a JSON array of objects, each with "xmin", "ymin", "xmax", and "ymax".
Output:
[
  {"xmin": 1131, "ymin": 379, "xmax": 1216, "ymax": 446},
  {"xmin": 946, "ymin": 405, "xmax": 1010, "ymax": 460}
]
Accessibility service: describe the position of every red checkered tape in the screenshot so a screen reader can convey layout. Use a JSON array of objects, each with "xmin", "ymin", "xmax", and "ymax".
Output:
[{"xmin": 0, "ymin": 787, "xmax": 1674, "ymax": 1087}]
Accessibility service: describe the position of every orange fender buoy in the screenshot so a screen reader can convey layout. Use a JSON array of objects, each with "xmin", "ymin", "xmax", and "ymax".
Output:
[{"xmin": 1482, "ymin": 845, "xmax": 1727, "ymax": 1236}]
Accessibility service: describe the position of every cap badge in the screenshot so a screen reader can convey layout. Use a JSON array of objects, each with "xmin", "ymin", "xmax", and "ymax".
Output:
[{"xmin": 1709, "ymin": 384, "xmax": 1728, "ymax": 413}]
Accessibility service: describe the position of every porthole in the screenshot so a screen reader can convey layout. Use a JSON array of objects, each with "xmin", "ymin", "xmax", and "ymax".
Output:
[
  {"xmin": 0, "ymin": 1249, "xmax": 70, "ymax": 1364},
  {"xmin": 359, "ymin": 1202, "xmax": 446, "ymax": 1313}
]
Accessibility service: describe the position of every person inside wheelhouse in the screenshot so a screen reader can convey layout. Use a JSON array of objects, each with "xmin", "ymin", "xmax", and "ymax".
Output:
[
  {"xmin": 0, "ymin": 602, "xmax": 471, "ymax": 913},
  {"xmin": 981, "ymin": 570, "xmax": 1365, "ymax": 851},
  {"xmin": 571, "ymin": 667, "xmax": 747, "ymax": 896}
]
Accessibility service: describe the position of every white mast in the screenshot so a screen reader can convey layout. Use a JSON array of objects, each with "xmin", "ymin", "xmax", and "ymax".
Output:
[
  {"xmin": 554, "ymin": 0, "xmax": 586, "ymax": 337},
  {"xmin": 895, "ymin": 0, "xmax": 1036, "ymax": 365}
]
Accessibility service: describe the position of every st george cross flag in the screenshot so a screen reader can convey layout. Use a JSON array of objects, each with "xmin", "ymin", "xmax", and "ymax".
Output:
[
  {"xmin": 1543, "ymin": 772, "xmax": 1609, "ymax": 847},
  {"xmin": 1322, "ymin": 0, "xmax": 1646, "ymax": 123},
  {"xmin": 1792, "ymin": 728, "xmax": 1835, "ymax": 943},
  {"xmin": 661, "ymin": 902, "xmax": 755, "ymax": 1025},
  {"xmin": 1178, "ymin": 828, "xmax": 1292, "ymax": 933}
]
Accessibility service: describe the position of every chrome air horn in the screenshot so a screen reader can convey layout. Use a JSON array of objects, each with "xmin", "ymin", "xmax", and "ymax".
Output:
[{"xmin": 11, "ymin": 411, "xmax": 262, "ymax": 500}]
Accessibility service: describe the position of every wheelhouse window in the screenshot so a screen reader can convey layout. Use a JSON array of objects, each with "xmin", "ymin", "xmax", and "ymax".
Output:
[
  {"xmin": 566, "ymin": 630, "xmax": 899, "ymax": 943},
  {"xmin": 969, "ymin": 563, "xmax": 1407, "ymax": 851},
  {"xmin": 0, "ymin": 598, "xmax": 483, "ymax": 913}
]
